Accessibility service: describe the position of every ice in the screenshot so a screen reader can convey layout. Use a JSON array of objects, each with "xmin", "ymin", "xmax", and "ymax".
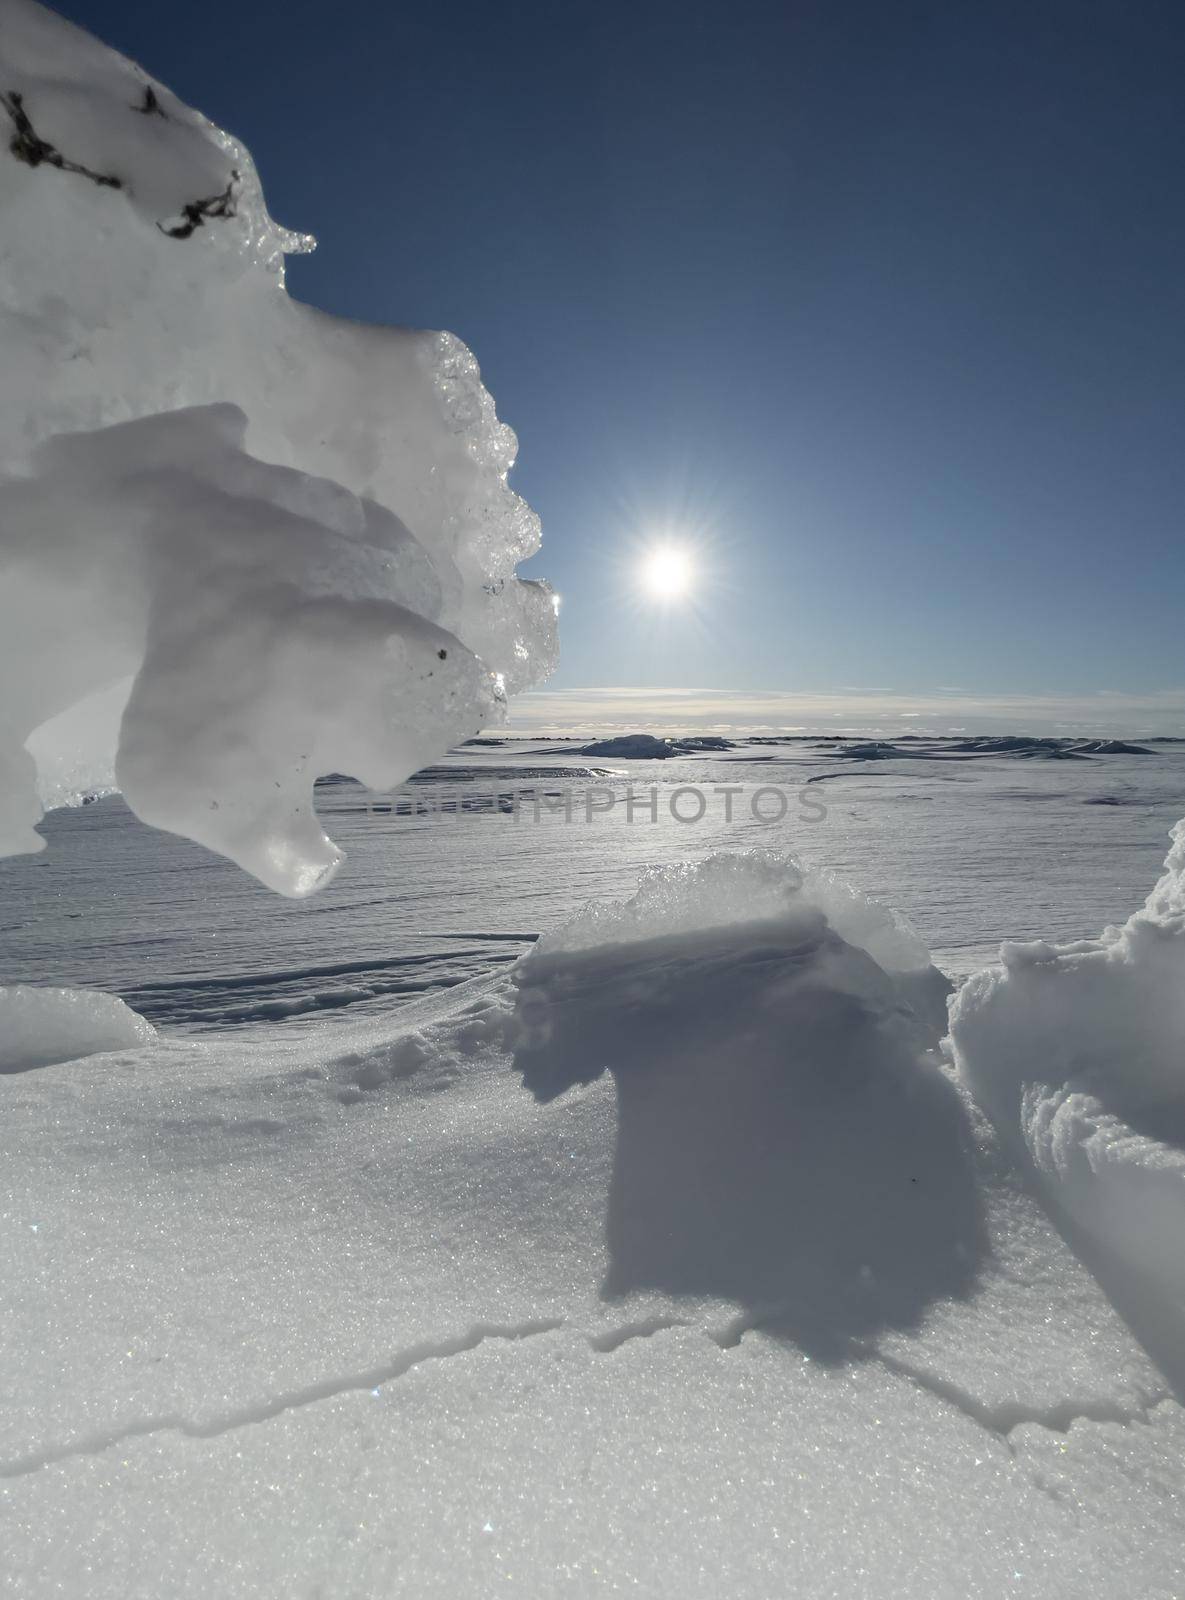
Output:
[
  {"xmin": 0, "ymin": 0, "xmax": 556, "ymax": 893},
  {"xmin": 0, "ymin": 983, "xmax": 154, "ymax": 1073}
]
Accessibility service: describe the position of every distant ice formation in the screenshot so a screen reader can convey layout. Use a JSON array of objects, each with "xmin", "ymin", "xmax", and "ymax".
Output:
[
  {"xmin": 0, "ymin": 0, "xmax": 556, "ymax": 894},
  {"xmin": 577, "ymin": 735, "xmax": 682, "ymax": 760},
  {"xmin": 577, "ymin": 734, "xmax": 736, "ymax": 759}
]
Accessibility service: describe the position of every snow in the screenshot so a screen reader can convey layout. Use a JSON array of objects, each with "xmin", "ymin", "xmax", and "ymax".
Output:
[
  {"xmin": 3, "ymin": 834, "xmax": 1183, "ymax": 1595},
  {"xmin": 576, "ymin": 734, "xmax": 738, "ymax": 759},
  {"xmin": 513, "ymin": 856, "xmax": 973, "ymax": 1332},
  {"xmin": 950, "ymin": 818, "xmax": 1185, "ymax": 1390},
  {"xmin": 579, "ymin": 734, "xmax": 682, "ymax": 759},
  {"xmin": 3, "ymin": 744, "xmax": 1185, "ymax": 1593},
  {"xmin": 532, "ymin": 849, "xmax": 936, "ymax": 980},
  {"xmin": 0, "ymin": 983, "xmax": 155, "ymax": 1073},
  {"xmin": 0, "ymin": 0, "xmax": 556, "ymax": 893},
  {"xmin": 4, "ymin": 741, "xmax": 1182, "ymax": 1026},
  {"xmin": 4, "ymin": 1, "xmax": 1185, "ymax": 1593}
]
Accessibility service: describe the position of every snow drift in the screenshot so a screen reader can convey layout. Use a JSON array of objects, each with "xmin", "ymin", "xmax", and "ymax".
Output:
[
  {"xmin": 512, "ymin": 853, "xmax": 977, "ymax": 1355},
  {"xmin": 951, "ymin": 819, "xmax": 1185, "ymax": 1382},
  {"xmin": 0, "ymin": 0, "xmax": 556, "ymax": 893}
]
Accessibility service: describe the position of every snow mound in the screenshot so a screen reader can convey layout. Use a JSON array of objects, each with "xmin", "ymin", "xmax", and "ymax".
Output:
[
  {"xmin": 1072, "ymin": 739, "xmax": 1152, "ymax": 755},
  {"xmin": 577, "ymin": 733, "xmax": 738, "ymax": 759},
  {"xmin": 578, "ymin": 734, "xmax": 680, "ymax": 759},
  {"xmin": 951, "ymin": 819, "xmax": 1185, "ymax": 1381},
  {"xmin": 0, "ymin": 983, "xmax": 155, "ymax": 1073},
  {"xmin": 514, "ymin": 853, "xmax": 972, "ymax": 1353},
  {"xmin": 537, "ymin": 850, "xmax": 935, "ymax": 976},
  {"xmin": 0, "ymin": 0, "xmax": 556, "ymax": 894},
  {"xmin": 831, "ymin": 741, "xmax": 902, "ymax": 760},
  {"xmin": 947, "ymin": 736, "xmax": 1091, "ymax": 759}
]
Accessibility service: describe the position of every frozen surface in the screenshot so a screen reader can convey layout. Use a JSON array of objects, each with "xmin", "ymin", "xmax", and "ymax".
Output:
[
  {"xmin": 951, "ymin": 818, "xmax": 1185, "ymax": 1390},
  {"xmin": 3, "ymin": 740, "xmax": 1180, "ymax": 1029},
  {"xmin": 3, "ymin": 844, "xmax": 1184, "ymax": 1596},
  {"xmin": 2, "ymin": 746, "xmax": 1185, "ymax": 1591},
  {"xmin": 0, "ymin": 982, "xmax": 154, "ymax": 1073},
  {"xmin": 0, "ymin": 0, "xmax": 555, "ymax": 893}
]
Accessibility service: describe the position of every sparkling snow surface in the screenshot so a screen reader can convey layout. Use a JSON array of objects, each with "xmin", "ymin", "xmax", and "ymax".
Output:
[
  {"xmin": 3, "ymin": 742, "xmax": 1182, "ymax": 1027},
  {"xmin": 4, "ymin": 744, "xmax": 1185, "ymax": 1597}
]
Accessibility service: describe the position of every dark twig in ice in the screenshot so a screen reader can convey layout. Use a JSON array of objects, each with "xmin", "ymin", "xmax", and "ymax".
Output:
[
  {"xmin": 3, "ymin": 90, "xmax": 122, "ymax": 187},
  {"xmin": 157, "ymin": 172, "xmax": 240, "ymax": 239},
  {"xmin": 135, "ymin": 84, "xmax": 167, "ymax": 117}
]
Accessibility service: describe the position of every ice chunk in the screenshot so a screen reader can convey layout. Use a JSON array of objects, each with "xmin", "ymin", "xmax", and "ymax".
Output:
[
  {"xmin": 0, "ymin": 0, "xmax": 556, "ymax": 893},
  {"xmin": 0, "ymin": 983, "xmax": 155, "ymax": 1073}
]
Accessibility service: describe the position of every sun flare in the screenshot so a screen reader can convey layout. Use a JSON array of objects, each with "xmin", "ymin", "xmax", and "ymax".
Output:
[{"xmin": 639, "ymin": 544, "xmax": 696, "ymax": 602}]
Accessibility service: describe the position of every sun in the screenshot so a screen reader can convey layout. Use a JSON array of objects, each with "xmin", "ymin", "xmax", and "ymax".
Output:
[{"xmin": 639, "ymin": 543, "xmax": 696, "ymax": 602}]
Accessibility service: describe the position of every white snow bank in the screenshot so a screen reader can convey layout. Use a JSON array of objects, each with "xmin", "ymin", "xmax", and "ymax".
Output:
[
  {"xmin": 0, "ymin": 0, "xmax": 556, "ymax": 893},
  {"xmin": 0, "ymin": 983, "xmax": 155, "ymax": 1072},
  {"xmin": 951, "ymin": 818, "xmax": 1185, "ymax": 1380}
]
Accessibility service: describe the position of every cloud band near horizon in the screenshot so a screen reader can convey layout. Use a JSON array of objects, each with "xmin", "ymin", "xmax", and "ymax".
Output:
[{"xmin": 500, "ymin": 686, "xmax": 1185, "ymax": 738}]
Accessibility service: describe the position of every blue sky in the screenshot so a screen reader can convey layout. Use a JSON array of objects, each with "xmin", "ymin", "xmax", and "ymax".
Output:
[{"xmin": 60, "ymin": 0, "xmax": 1185, "ymax": 730}]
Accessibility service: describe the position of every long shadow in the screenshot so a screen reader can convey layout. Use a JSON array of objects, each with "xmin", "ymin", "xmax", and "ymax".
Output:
[{"xmin": 513, "ymin": 922, "xmax": 985, "ymax": 1363}]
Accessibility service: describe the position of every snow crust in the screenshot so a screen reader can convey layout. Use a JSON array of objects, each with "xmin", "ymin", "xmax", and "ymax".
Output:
[
  {"xmin": 0, "ymin": 982, "xmax": 154, "ymax": 1072},
  {"xmin": 536, "ymin": 850, "xmax": 935, "ymax": 976},
  {"xmin": 0, "ymin": 0, "xmax": 556, "ymax": 893}
]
